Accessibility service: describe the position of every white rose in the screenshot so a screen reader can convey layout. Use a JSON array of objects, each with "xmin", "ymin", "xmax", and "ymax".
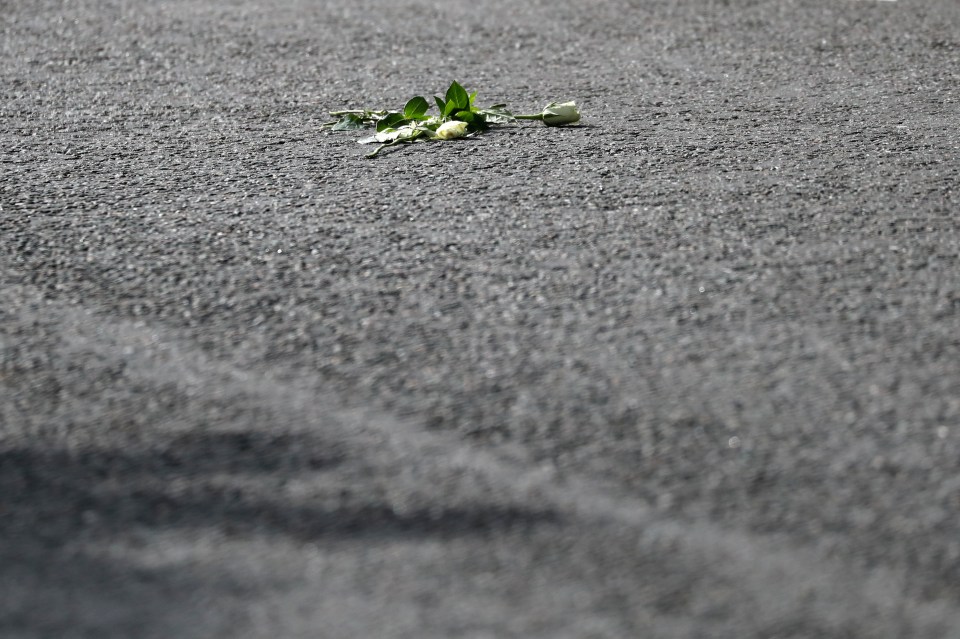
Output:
[
  {"xmin": 436, "ymin": 120, "xmax": 470, "ymax": 140},
  {"xmin": 541, "ymin": 101, "xmax": 580, "ymax": 126}
]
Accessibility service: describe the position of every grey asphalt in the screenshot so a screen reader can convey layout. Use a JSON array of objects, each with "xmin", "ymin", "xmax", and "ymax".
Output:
[{"xmin": 3, "ymin": 0, "xmax": 960, "ymax": 637}]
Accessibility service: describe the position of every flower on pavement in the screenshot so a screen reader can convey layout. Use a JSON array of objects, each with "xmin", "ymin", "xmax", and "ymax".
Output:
[
  {"xmin": 541, "ymin": 101, "xmax": 580, "ymax": 126},
  {"xmin": 324, "ymin": 81, "xmax": 582, "ymax": 157},
  {"xmin": 435, "ymin": 120, "xmax": 470, "ymax": 140}
]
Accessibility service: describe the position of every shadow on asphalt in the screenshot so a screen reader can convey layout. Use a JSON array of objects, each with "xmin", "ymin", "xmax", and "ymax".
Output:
[
  {"xmin": 1, "ymin": 430, "xmax": 561, "ymax": 544},
  {"xmin": 0, "ymin": 544, "xmax": 218, "ymax": 639},
  {"xmin": 1, "ymin": 429, "xmax": 562, "ymax": 637}
]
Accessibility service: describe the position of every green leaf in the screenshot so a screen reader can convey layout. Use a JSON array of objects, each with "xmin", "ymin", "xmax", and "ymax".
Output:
[
  {"xmin": 454, "ymin": 110, "xmax": 487, "ymax": 132},
  {"xmin": 434, "ymin": 96, "xmax": 446, "ymax": 113},
  {"xmin": 331, "ymin": 114, "xmax": 366, "ymax": 131},
  {"xmin": 403, "ymin": 96, "xmax": 429, "ymax": 119},
  {"xmin": 443, "ymin": 100, "xmax": 460, "ymax": 117},
  {"xmin": 469, "ymin": 91, "xmax": 478, "ymax": 107},
  {"xmin": 445, "ymin": 81, "xmax": 470, "ymax": 111},
  {"xmin": 376, "ymin": 113, "xmax": 407, "ymax": 132}
]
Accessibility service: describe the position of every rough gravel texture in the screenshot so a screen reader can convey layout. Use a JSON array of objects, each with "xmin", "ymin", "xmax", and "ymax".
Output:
[{"xmin": 3, "ymin": 0, "xmax": 960, "ymax": 637}]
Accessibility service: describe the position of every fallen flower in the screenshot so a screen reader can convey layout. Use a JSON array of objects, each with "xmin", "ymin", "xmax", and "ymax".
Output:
[
  {"xmin": 322, "ymin": 81, "xmax": 581, "ymax": 157},
  {"xmin": 435, "ymin": 120, "xmax": 470, "ymax": 140},
  {"xmin": 541, "ymin": 101, "xmax": 581, "ymax": 126},
  {"xmin": 515, "ymin": 101, "xmax": 581, "ymax": 126}
]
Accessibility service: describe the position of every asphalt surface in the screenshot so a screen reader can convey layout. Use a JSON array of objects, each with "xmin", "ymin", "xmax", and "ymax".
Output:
[{"xmin": 3, "ymin": 0, "xmax": 960, "ymax": 636}]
